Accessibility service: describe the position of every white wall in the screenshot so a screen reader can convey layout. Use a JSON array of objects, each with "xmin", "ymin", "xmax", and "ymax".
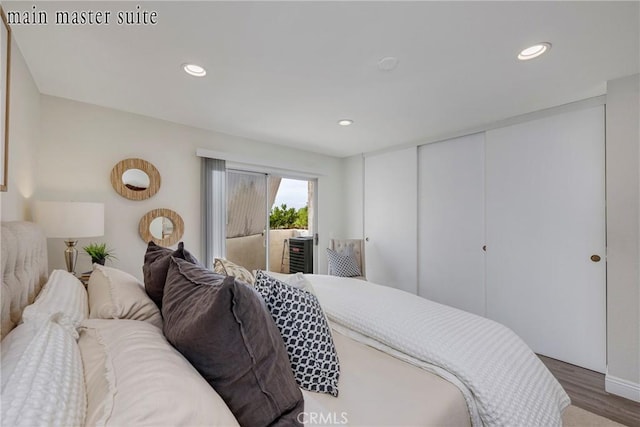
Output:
[
  {"xmin": 605, "ymin": 74, "xmax": 640, "ymax": 400},
  {"xmin": 0, "ymin": 39, "xmax": 39, "ymax": 221},
  {"xmin": 35, "ymin": 96, "xmax": 344, "ymax": 280}
]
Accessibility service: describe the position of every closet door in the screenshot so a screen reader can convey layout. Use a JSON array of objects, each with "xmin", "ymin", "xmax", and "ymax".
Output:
[
  {"xmin": 418, "ymin": 133, "xmax": 486, "ymax": 316},
  {"xmin": 485, "ymin": 106, "xmax": 606, "ymax": 373},
  {"xmin": 364, "ymin": 147, "xmax": 417, "ymax": 294}
]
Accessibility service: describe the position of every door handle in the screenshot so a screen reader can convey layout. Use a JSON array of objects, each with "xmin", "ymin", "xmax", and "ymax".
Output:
[{"xmin": 590, "ymin": 255, "xmax": 601, "ymax": 262}]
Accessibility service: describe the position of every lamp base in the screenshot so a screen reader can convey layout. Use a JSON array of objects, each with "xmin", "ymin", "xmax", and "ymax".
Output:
[{"xmin": 64, "ymin": 240, "xmax": 78, "ymax": 275}]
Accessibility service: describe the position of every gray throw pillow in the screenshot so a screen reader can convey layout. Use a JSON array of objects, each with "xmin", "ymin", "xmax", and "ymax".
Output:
[
  {"xmin": 142, "ymin": 242, "xmax": 198, "ymax": 309},
  {"xmin": 326, "ymin": 248, "xmax": 361, "ymax": 277},
  {"xmin": 162, "ymin": 257, "xmax": 304, "ymax": 427}
]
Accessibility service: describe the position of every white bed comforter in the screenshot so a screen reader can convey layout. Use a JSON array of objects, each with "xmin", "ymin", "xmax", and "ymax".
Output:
[{"xmin": 307, "ymin": 275, "xmax": 570, "ymax": 427}]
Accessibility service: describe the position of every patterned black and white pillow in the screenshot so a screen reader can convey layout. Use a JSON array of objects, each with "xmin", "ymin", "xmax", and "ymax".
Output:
[
  {"xmin": 254, "ymin": 270, "xmax": 340, "ymax": 396},
  {"xmin": 326, "ymin": 248, "xmax": 361, "ymax": 277}
]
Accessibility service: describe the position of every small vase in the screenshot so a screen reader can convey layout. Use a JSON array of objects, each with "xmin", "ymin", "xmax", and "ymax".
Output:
[{"xmin": 92, "ymin": 258, "xmax": 106, "ymax": 266}]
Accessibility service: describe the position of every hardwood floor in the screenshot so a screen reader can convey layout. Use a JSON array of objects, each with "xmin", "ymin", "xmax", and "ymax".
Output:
[{"xmin": 538, "ymin": 355, "xmax": 640, "ymax": 427}]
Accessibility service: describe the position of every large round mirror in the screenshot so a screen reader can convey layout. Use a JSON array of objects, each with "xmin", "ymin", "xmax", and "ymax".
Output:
[
  {"xmin": 139, "ymin": 208, "xmax": 184, "ymax": 246},
  {"xmin": 111, "ymin": 158, "xmax": 160, "ymax": 200}
]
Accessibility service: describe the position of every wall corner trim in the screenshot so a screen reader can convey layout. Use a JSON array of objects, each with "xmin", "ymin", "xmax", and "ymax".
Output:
[{"xmin": 605, "ymin": 374, "xmax": 640, "ymax": 402}]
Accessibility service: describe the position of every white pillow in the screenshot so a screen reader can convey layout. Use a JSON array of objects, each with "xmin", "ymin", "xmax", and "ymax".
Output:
[
  {"xmin": 88, "ymin": 265, "xmax": 163, "ymax": 329},
  {"xmin": 22, "ymin": 269, "xmax": 88, "ymax": 326},
  {"xmin": 79, "ymin": 319, "xmax": 239, "ymax": 427},
  {"xmin": 1, "ymin": 313, "xmax": 86, "ymax": 426},
  {"xmin": 259, "ymin": 271, "xmax": 316, "ymax": 294}
]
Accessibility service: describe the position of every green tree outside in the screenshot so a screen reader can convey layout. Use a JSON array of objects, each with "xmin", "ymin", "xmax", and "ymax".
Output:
[{"xmin": 270, "ymin": 203, "xmax": 308, "ymax": 229}]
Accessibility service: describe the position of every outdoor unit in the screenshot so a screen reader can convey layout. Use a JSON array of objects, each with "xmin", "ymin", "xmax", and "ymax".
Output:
[{"xmin": 289, "ymin": 237, "xmax": 314, "ymax": 274}]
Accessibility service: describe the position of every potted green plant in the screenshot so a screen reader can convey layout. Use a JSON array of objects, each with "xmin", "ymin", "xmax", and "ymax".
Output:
[{"xmin": 83, "ymin": 243, "xmax": 117, "ymax": 266}]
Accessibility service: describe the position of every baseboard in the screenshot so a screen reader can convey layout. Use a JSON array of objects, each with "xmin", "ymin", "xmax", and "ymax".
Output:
[{"xmin": 605, "ymin": 374, "xmax": 640, "ymax": 402}]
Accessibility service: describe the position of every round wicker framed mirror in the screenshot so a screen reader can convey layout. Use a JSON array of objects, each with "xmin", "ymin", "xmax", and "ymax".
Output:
[
  {"xmin": 139, "ymin": 208, "xmax": 184, "ymax": 246},
  {"xmin": 110, "ymin": 158, "xmax": 161, "ymax": 200}
]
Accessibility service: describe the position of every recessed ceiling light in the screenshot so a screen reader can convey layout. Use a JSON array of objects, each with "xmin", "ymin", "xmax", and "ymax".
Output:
[
  {"xmin": 183, "ymin": 63, "xmax": 207, "ymax": 77},
  {"xmin": 518, "ymin": 42, "xmax": 551, "ymax": 61},
  {"xmin": 378, "ymin": 56, "xmax": 399, "ymax": 71},
  {"xmin": 338, "ymin": 119, "xmax": 354, "ymax": 126}
]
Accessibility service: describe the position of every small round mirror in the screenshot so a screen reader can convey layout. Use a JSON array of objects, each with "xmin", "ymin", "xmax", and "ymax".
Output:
[
  {"xmin": 122, "ymin": 168, "xmax": 150, "ymax": 191},
  {"xmin": 149, "ymin": 216, "xmax": 175, "ymax": 240},
  {"xmin": 139, "ymin": 208, "xmax": 184, "ymax": 246},
  {"xmin": 111, "ymin": 158, "xmax": 160, "ymax": 200}
]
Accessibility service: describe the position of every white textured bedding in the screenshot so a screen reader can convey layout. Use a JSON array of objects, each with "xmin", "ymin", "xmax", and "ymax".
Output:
[
  {"xmin": 307, "ymin": 274, "xmax": 571, "ymax": 427},
  {"xmin": 1, "ymin": 313, "xmax": 86, "ymax": 427}
]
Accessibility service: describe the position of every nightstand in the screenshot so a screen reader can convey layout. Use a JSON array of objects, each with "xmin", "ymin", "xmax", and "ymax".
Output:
[{"xmin": 78, "ymin": 272, "xmax": 91, "ymax": 288}]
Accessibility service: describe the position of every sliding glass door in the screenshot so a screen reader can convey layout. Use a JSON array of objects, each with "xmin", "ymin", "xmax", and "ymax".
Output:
[
  {"xmin": 225, "ymin": 169, "xmax": 316, "ymax": 273},
  {"xmin": 269, "ymin": 177, "xmax": 315, "ymax": 273}
]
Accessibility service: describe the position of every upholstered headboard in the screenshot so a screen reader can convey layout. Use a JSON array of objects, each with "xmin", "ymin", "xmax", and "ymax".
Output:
[{"xmin": 1, "ymin": 221, "xmax": 48, "ymax": 339}]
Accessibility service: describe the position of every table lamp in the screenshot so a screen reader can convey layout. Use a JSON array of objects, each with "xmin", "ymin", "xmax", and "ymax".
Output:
[{"xmin": 33, "ymin": 201, "xmax": 105, "ymax": 275}]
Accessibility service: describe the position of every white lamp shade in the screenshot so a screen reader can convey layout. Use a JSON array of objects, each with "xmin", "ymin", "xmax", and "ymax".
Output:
[{"xmin": 33, "ymin": 201, "xmax": 105, "ymax": 239}]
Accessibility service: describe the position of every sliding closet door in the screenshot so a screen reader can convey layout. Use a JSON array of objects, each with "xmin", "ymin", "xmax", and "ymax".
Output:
[
  {"xmin": 364, "ymin": 147, "xmax": 417, "ymax": 293},
  {"xmin": 485, "ymin": 106, "xmax": 606, "ymax": 373},
  {"xmin": 418, "ymin": 133, "xmax": 486, "ymax": 316}
]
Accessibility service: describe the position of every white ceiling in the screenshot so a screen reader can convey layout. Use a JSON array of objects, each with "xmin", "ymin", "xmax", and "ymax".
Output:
[{"xmin": 6, "ymin": 1, "xmax": 639, "ymax": 157}]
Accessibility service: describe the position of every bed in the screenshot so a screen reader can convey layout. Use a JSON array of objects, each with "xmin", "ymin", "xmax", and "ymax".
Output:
[{"xmin": 1, "ymin": 221, "xmax": 570, "ymax": 426}]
